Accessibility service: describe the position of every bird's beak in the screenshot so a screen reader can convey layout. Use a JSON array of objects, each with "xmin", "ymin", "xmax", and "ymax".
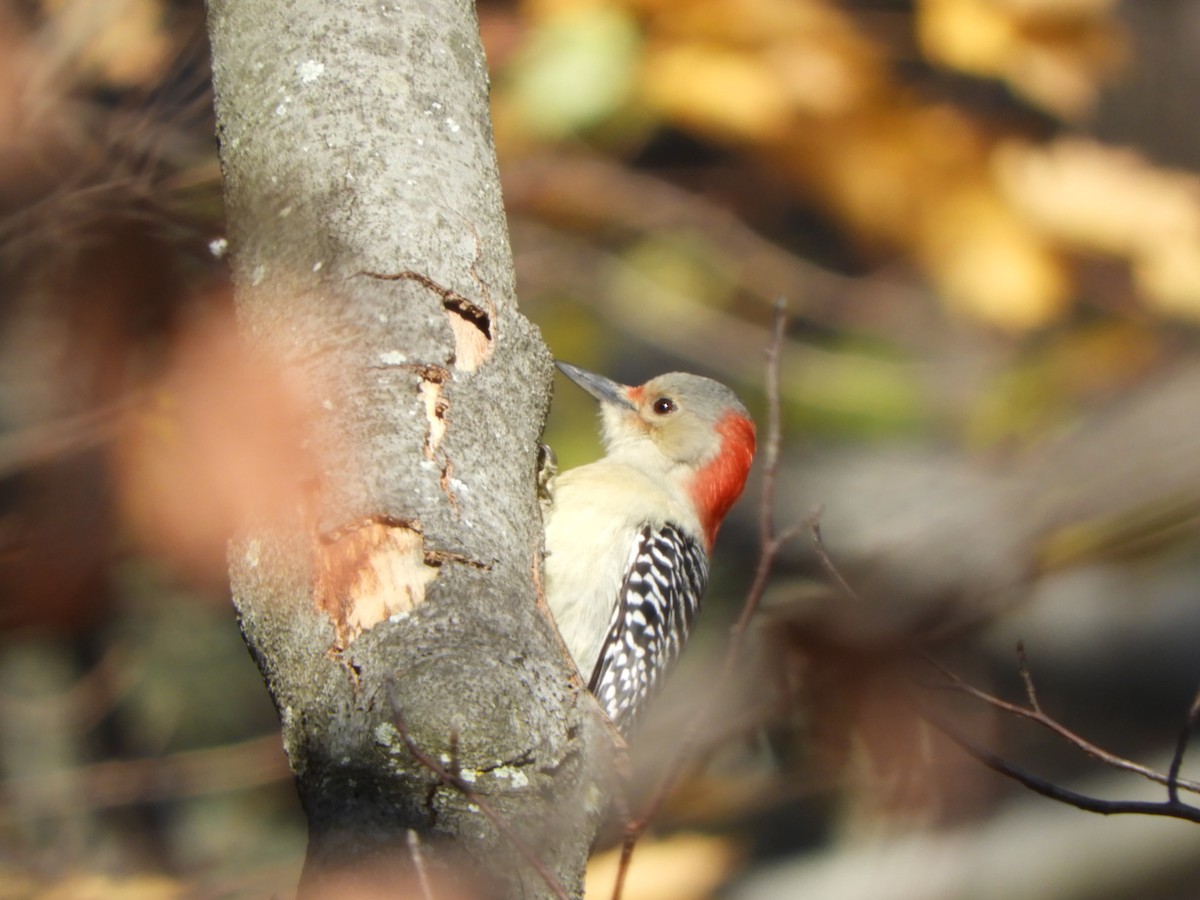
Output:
[{"xmin": 556, "ymin": 361, "xmax": 637, "ymax": 411}]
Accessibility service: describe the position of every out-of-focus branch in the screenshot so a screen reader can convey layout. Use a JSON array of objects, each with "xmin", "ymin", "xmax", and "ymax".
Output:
[
  {"xmin": 503, "ymin": 154, "xmax": 882, "ymax": 312},
  {"xmin": 0, "ymin": 733, "xmax": 289, "ymax": 819},
  {"xmin": 0, "ymin": 397, "xmax": 137, "ymax": 479},
  {"xmin": 406, "ymin": 829, "xmax": 436, "ymax": 900},
  {"xmin": 808, "ymin": 522, "xmax": 1200, "ymax": 824}
]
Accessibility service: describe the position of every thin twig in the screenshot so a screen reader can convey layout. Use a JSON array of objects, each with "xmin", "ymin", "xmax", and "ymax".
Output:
[
  {"xmin": 387, "ymin": 695, "xmax": 571, "ymax": 900},
  {"xmin": 806, "ymin": 532, "xmax": 1200, "ymax": 812},
  {"xmin": 1167, "ymin": 686, "xmax": 1200, "ymax": 804},
  {"xmin": 730, "ymin": 295, "xmax": 793, "ymax": 657},
  {"xmin": 1016, "ymin": 641, "xmax": 1041, "ymax": 713},
  {"xmin": 808, "ymin": 508, "xmax": 860, "ymax": 604},
  {"xmin": 609, "ymin": 835, "xmax": 637, "ymax": 900},
  {"xmin": 926, "ymin": 710, "xmax": 1200, "ymax": 824},
  {"xmin": 611, "ymin": 297, "xmax": 797, "ymax": 899},
  {"xmin": 922, "ymin": 654, "xmax": 1200, "ymax": 796}
]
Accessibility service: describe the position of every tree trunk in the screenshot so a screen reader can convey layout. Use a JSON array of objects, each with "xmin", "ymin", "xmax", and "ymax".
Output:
[{"xmin": 205, "ymin": 1, "xmax": 605, "ymax": 894}]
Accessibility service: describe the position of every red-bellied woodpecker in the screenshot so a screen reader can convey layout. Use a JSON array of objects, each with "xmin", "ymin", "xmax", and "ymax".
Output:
[{"xmin": 543, "ymin": 362, "xmax": 756, "ymax": 729}]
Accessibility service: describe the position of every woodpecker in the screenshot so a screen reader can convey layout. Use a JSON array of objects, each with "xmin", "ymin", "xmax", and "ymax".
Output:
[{"xmin": 543, "ymin": 362, "xmax": 756, "ymax": 729}]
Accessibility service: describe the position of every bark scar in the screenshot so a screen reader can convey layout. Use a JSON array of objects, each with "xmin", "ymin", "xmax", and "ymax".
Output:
[
  {"xmin": 314, "ymin": 516, "xmax": 435, "ymax": 651},
  {"xmin": 415, "ymin": 365, "xmax": 459, "ymax": 514},
  {"xmin": 358, "ymin": 268, "xmax": 494, "ymax": 512},
  {"xmin": 359, "ymin": 269, "xmax": 493, "ymax": 372},
  {"xmin": 314, "ymin": 515, "xmax": 494, "ymax": 652},
  {"xmin": 416, "ymin": 364, "xmax": 450, "ymax": 460},
  {"xmin": 366, "ymin": 358, "xmax": 460, "ymax": 512}
]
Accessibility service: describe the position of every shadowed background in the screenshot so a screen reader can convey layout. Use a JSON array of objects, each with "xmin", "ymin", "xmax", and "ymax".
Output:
[{"xmin": 3, "ymin": 1, "xmax": 1200, "ymax": 897}]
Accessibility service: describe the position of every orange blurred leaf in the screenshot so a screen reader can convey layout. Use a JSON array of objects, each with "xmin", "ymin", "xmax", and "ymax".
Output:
[
  {"xmin": 115, "ymin": 308, "xmax": 311, "ymax": 582},
  {"xmin": 917, "ymin": 0, "xmax": 1124, "ymax": 118},
  {"xmin": 41, "ymin": 0, "xmax": 174, "ymax": 88}
]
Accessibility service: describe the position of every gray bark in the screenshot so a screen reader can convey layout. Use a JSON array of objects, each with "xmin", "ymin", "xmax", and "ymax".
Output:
[{"xmin": 205, "ymin": 1, "xmax": 605, "ymax": 895}]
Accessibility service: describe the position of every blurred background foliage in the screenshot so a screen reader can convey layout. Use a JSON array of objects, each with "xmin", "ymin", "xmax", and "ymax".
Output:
[{"xmin": 3, "ymin": 0, "xmax": 1200, "ymax": 897}]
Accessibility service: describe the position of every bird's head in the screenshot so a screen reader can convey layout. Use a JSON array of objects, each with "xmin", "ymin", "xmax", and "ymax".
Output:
[{"xmin": 556, "ymin": 361, "xmax": 756, "ymax": 547}]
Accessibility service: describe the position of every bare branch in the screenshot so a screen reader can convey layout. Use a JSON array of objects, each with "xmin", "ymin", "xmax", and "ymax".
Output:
[
  {"xmin": 1167, "ymin": 685, "xmax": 1200, "ymax": 804},
  {"xmin": 1016, "ymin": 641, "xmax": 1041, "ymax": 713},
  {"xmin": 612, "ymin": 296, "xmax": 798, "ymax": 898},
  {"xmin": 729, "ymin": 296, "xmax": 793, "ymax": 652},
  {"xmin": 926, "ymin": 710, "xmax": 1200, "ymax": 825},
  {"xmin": 922, "ymin": 654, "xmax": 1200, "ymax": 797},
  {"xmin": 808, "ymin": 507, "xmax": 861, "ymax": 604},
  {"xmin": 609, "ymin": 834, "xmax": 637, "ymax": 900}
]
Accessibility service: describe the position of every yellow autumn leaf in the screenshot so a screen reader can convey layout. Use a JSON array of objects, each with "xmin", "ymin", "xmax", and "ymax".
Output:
[
  {"xmin": 629, "ymin": 0, "xmax": 847, "ymax": 43},
  {"xmin": 919, "ymin": 0, "xmax": 1018, "ymax": 78},
  {"xmin": 917, "ymin": 0, "xmax": 1123, "ymax": 117},
  {"xmin": 39, "ymin": 873, "xmax": 184, "ymax": 900},
  {"xmin": 641, "ymin": 42, "xmax": 791, "ymax": 142},
  {"xmin": 996, "ymin": 138, "xmax": 1200, "ymax": 317},
  {"xmin": 921, "ymin": 186, "xmax": 1068, "ymax": 329},
  {"xmin": 629, "ymin": 0, "xmax": 884, "ymax": 114},
  {"xmin": 524, "ymin": 0, "xmax": 613, "ymax": 16},
  {"xmin": 792, "ymin": 104, "xmax": 984, "ymax": 249},
  {"xmin": 996, "ymin": 138, "xmax": 1200, "ymax": 257},
  {"xmin": 994, "ymin": 0, "xmax": 1116, "ymax": 13},
  {"xmin": 768, "ymin": 39, "xmax": 871, "ymax": 115},
  {"xmin": 42, "ymin": 0, "xmax": 173, "ymax": 87},
  {"xmin": 1136, "ymin": 242, "xmax": 1200, "ymax": 319}
]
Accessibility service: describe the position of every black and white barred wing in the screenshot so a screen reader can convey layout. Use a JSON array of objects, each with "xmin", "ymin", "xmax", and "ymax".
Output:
[{"xmin": 587, "ymin": 522, "xmax": 709, "ymax": 728}]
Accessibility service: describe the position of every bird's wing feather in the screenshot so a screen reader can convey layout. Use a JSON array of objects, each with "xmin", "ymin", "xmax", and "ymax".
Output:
[{"xmin": 587, "ymin": 522, "xmax": 709, "ymax": 728}]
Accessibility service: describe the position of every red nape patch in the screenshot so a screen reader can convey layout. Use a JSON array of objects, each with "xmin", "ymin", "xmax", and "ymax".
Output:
[{"xmin": 689, "ymin": 412, "xmax": 756, "ymax": 550}]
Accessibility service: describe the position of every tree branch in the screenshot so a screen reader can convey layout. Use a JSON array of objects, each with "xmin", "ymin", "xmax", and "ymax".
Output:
[
  {"xmin": 925, "ymin": 709, "xmax": 1200, "ymax": 824},
  {"xmin": 918, "ymin": 643, "xmax": 1200, "ymax": 826},
  {"xmin": 1167, "ymin": 686, "xmax": 1200, "ymax": 805},
  {"xmin": 922, "ymin": 652, "xmax": 1200, "ymax": 797}
]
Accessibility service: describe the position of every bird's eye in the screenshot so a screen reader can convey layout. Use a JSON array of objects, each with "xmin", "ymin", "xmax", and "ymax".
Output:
[{"xmin": 652, "ymin": 397, "xmax": 677, "ymax": 415}]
